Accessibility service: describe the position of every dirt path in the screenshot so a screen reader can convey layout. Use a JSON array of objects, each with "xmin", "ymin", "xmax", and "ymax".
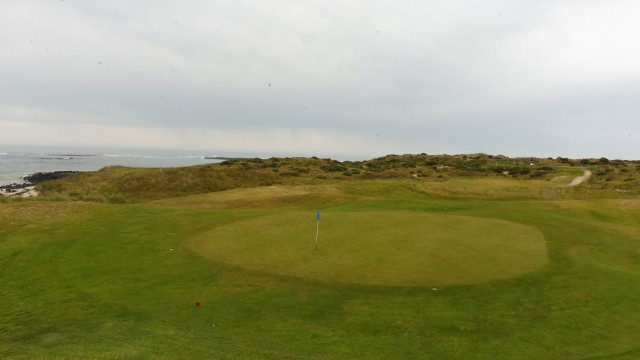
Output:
[{"xmin": 569, "ymin": 169, "xmax": 592, "ymax": 186}]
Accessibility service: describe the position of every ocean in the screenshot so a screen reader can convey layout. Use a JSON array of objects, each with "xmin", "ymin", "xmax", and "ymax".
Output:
[{"xmin": 0, "ymin": 146, "xmax": 223, "ymax": 186}]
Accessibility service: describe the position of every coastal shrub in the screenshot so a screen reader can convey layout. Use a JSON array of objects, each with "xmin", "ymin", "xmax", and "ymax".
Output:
[
  {"xmin": 465, "ymin": 159, "xmax": 483, "ymax": 170},
  {"xmin": 69, "ymin": 192, "xmax": 82, "ymax": 200},
  {"xmin": 29, "ymin": 153, "xmax": 623, "ymax": 203},
  {"xmin": 557, "ymin": 157, "xmax": 573, "ymax": 164},
  {"xmin": 293, "ymin": 167, "xmax": 309, "ymax": 174},
  {"xmin": 321, "ymin": 163, "xmax": 347, "ymax": 172}
]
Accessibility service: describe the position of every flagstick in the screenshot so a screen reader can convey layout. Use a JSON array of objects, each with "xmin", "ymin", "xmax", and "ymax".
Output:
[{"xmin": 315, "ymin": 220, "xmax": 319, "ymax": 250}]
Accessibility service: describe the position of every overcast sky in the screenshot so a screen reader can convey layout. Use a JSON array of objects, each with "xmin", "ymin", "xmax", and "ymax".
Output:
[{"xmin": 1, "ymin": 1, "xmax": 639, "ymax": 159}]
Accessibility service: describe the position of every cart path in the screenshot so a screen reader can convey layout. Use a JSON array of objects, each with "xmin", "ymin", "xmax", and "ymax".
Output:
[{"xmin": 569, "ymin": 169, "xmax": 592, "ymax": 186}]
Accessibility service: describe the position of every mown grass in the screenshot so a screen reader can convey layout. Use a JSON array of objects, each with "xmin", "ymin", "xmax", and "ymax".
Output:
[
  {"xmin": 189, "ymin": 210, "xmax": 546, "ymax": 286},
  {"xmin": 2, "ymin": 170, "xmax": 640, "ymax": 358}
]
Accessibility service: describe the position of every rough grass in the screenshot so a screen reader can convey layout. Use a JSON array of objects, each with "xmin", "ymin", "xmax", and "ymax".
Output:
[
  {"xmin": 150, "ymin": 185, "xmax": 352, "ymax": 210},
  {"xmin": 33, "ymin": 153, "xmax": 640, "ymax": 203},
  {"xmin": 411, "ymin": 177, "xmax": 565, "ymax": 200},
  {"xmin": 2, "ymin": 173, "xmax": 640, "ymax": 359},
  {"xmin": 36, "ymin": 165, "xmax": 296, "ymax": 202}
]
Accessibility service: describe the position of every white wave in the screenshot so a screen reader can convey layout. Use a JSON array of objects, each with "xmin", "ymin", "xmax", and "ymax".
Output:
[{"xmin": 103, "ymin": 153, "xmax": 135, "ymax": 158}]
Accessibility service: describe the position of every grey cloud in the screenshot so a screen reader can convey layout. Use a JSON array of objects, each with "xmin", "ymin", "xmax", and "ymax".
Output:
[{"xmin": 1, "ymin": 0, "xmax": 639, "ymax": 159}]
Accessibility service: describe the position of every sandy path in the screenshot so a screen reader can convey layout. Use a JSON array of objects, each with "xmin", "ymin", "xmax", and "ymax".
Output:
[
  {"xmin": 569, "ymin": 169, "xmax": 592, "ymax": 186},
  {"xmin": 0, "ymin": 186, "xmax": 39, "ymax": 198}
]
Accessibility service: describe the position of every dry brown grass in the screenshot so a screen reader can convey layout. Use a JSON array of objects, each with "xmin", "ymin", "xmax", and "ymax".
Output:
[
  {"xmin": 410, "ymin": 177, "xmax": 568, "ymax": 200},
  {"xmin": 149, "ymin": 184, "xmax": 352, "ymax": 210},
  {"xmin": 0, "ymin": 202, "xmax": 100, "ymax": 229}
]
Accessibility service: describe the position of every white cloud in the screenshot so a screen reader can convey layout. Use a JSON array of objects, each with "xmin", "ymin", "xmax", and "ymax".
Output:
[{"xmin": 1, "ymin": 0, "xmax": 639, "ymax": 159}]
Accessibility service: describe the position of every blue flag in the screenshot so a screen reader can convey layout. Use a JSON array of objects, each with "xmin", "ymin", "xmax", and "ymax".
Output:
[{"xmin": 316, "ymin": 210, "xmax": 320, "ymax": 222}]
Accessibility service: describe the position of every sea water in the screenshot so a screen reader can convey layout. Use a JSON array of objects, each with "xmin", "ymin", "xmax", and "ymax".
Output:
[{"xmin": 0, "ymin": 145, "xmax": 223, "ymax": 186}]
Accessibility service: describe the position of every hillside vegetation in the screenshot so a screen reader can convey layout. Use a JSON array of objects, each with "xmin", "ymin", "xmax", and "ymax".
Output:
[
  {"xmin": 34, "ymin": 153, "xmax": 640, "ymax": 202},
  {"xmin": 2, "ymin": 153, "xmax": 640, "ymax": 359}
]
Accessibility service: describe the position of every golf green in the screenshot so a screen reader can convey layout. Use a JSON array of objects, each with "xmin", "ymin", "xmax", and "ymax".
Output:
[{"xmin": 189, "ymin": 211, "xmax": 548, "ymax": 286}]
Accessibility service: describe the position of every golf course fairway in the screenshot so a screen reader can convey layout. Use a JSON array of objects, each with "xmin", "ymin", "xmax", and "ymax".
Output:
[{"xmin": 189, "ymin": 211, "xmax": 547, "ymax": 286}]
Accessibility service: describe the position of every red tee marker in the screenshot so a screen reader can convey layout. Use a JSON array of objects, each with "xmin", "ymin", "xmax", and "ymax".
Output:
[{"xmin": 195, "ymin": 301, "xmax": 202, "ymax": 308}]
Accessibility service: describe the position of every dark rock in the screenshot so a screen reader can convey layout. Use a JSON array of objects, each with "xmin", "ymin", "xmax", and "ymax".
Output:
[
  {"xmin": 23, "ymin": 171, "xmax": 80, "ymax": 185},
  {"xmin": 2, "ymin": 171, "xmax": 80, "ymax": 192},
  {"xmin": 0, "ymin": 183, "xmax": 26, "ymax": 191}
]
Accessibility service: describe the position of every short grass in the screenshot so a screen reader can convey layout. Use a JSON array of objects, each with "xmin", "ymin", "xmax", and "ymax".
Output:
[
  {"xmin": 189, "ymin": 211, "xmax": 547, "ymax": 286},
  {"xmin": 2, "ymin": 179, "xmax": 640, "ymax": 359}
]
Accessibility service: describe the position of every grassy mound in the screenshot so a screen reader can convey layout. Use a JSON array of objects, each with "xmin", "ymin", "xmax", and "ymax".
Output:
[
  {"xmin": 34, "ymin": 153, "xmax": 640, "ymax": 203},
  {"xmin": 189, "ymin": 211, "xmax": 547, "ymax": 286},
  {"xmin": 150, "ymin": 185, "xmax": 352, "ymax": 210}
]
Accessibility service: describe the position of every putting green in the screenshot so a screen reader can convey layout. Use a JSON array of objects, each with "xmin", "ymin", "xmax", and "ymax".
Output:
[{"xmin": 189, "ymin": 211, "xmax": 547, "ymax": 286}]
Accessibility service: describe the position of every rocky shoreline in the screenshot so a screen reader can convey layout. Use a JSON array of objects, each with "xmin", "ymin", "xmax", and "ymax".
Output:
[{"xmin": 0, "ymin": 171, "xmax": 80, "ymax": 198}]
